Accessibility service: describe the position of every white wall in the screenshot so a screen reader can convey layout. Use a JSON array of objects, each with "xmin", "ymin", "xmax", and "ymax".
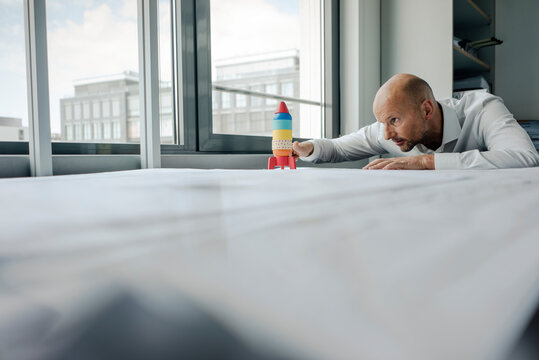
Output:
[
  {"xmin": 495, "ymin": 0, "xmax": 539, "ymax": 120},
  {"xmin": 339, "ymin": 0, "xmax": 380, "ymax": 134},
  {"xmin": 380, "ymin": 0, "xmax": 453, "ymax": 100}
]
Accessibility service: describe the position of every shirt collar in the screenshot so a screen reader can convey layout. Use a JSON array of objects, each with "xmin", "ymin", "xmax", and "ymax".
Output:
[{"xmin": 439, "ymin": 102, "xmax": 461, "ymax": 146}]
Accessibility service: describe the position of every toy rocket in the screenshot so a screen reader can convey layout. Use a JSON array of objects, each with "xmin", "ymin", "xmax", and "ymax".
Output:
[{"xmin": 268, "ymin": 101, "xmax": 296, "ymax": 169}]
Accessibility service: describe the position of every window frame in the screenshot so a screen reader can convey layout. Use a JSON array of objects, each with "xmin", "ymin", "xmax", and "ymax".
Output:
[
  {"xmin": 195, "ymin": 0, "xmax": 339, "ymax": 153},
  {"xmin": 0, "ymin": 0, "xmax": 339, "ymax": 172}
]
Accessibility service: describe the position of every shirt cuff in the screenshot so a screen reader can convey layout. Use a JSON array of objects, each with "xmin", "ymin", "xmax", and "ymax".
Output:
[
  {"xmin": 434, "ymin": 153, "xmax": 462, "ymax": 170},
  {"xmin": 300, "ymin": 140, "xmax": 320, "ymax": 162}
]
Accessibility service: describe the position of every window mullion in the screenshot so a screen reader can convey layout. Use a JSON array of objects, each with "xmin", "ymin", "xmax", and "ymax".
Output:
[
  {"xmin": 24, "ymin": 0, "xmax": 52, "ymax": 176},
  {"xmin": 323, "ymin": 0, "xmax": 340, "ymax": 139},
  {"xmin": 177, "ymin": 0, "xmax": 198, "ymax": 151},
  {"xmin": 137, "ymin": 0, "xmax": 161, "ymax": 168}
]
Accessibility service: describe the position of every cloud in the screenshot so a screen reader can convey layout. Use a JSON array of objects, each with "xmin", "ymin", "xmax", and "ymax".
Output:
[
  {"xmin": 210, "ymin": 0, "xmax": 300, "ymax": 61},
  {"xmin": 47, "ymin": 2, "xmax": 139, "ymax": 131},
  {"xmin": 0, "ymin": 0, "xmax": 19, "ymax": 6}
]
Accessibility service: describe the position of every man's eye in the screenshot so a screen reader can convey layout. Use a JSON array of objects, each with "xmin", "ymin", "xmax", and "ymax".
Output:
[{"xmin": 390, "ymin": 118, "xmax": 399, "ymax": 125}]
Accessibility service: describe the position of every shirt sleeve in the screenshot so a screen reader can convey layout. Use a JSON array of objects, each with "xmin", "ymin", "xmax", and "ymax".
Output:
[
  {"xmin": 301, "ymin": 122, "xmax": 387, "ymax": 163},
  {"xmin": 435, "ymin": 98, "xmax": 539, "ymax": 169}
]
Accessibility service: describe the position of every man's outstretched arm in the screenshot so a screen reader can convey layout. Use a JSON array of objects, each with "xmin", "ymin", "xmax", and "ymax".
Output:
[{"xmin": 292, "ymin": 123, "xmax": 386, "ymax": 164}]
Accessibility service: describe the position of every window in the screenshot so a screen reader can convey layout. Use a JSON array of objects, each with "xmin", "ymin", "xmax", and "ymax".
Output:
[
  {"xmin": 0, "ymin": 0, "xmax": 337, "ymax": 170},
  {"xmin": 92, "ymin": 102, "xmax": 101, "ymax": 119},
  {"xmin": 102, "ymin": 100, "xmax": 110, "ymax": 118},
  {"xmin": 66, "ymin": 125, "xmax": 74, "ymax": 140},
  {"xmin": 265, "ymin": 84, "xmax": 278, "ymax": 106},
  {"xmin": 222, "ymin": 92, "xmax": 231, "ymax": 109},
  {"xmin": 83, "ymin": 102, "xmax": 90, "ymax": 119},
  {"xmin": 84, "ymin": 123, "xmax": 92, "ymax": 140},
  {"xmin": 113, "ymin": 122, "xmax": 121, "ymax": 139},
  {"xmin": 236, "ymin": 94, "xmax": 247, "ymax": 108},
  {"xmin": 94, "ymin": 122, "xmax": 102, "ymax": 140},
  {"xmin": 103, "ymin": 122, "xmax": 112, "ymax": 139},
  {"xmin": 74, "ymin": 103, "xmax": 82, "ymax": 120},
  {"xmin": 74, "ymin": 124, "xmax": 81, "ymax": 140},
  {"xmin": 65, "ymin": 104, "xmax": 73, "ymax": 121},
  {"xmin": 128, "ymin": 120, "xmax": 139, "ymax": 139},
  {"xmin": 281, "ymin": 82, "xmax": 294, "ymax": 97},
  {"xmin": 112, "ymin": 100, "xmax": 120, "ymax": 118},
  {"xmin": 199, "ymin": 0, "xmax": 332, "ymax": 151},
  {"xmin": 250, "ymin": 85, "xmax": 263, "ymax": 107},
  {"xmin": 46, "ymin": 0, "xmax": 139, "ymax": 144},
  {"xmin": 0, "ymin": 1, "xmax": 28, "ymax": 142},
  {"xmin": 128, "ymin": 96, "xmax": 139, "ymax": 117}
]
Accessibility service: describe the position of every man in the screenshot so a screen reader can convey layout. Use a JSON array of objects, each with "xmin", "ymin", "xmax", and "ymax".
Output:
[{"xmin": 292, "ymin": 73, "xmax": 539, "ymax": 170}]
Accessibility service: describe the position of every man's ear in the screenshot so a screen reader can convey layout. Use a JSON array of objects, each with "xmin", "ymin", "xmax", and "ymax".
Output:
[{"xmin": 423, "ymin": 99, "xmax": 434, "ymax": 119}]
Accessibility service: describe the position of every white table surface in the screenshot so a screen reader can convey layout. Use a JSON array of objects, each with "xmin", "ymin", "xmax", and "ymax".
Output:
[{"xmin": 1, "ymin": 168, "xmax": 539, "ymax": 360}]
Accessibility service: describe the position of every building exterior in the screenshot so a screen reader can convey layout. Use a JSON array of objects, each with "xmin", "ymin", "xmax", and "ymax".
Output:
[
  {"xmin": 212, "ymin": 49, "xmax": 300, "ymax": 137},
  {"xmin": 60, "ymin": 71, "xmax": 174, "ymax": 144},
  {"xmin": 60, "ymin": 50, "xmax": 301, "ymax": 143},
  {"xmin": 0, "ymin": 117, "xmax": 27, "ymax": 141}
]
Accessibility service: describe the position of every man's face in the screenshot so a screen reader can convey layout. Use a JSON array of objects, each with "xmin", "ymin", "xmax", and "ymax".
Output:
[{"xmin": 374, "ymin": 98, "xmax": 429, "ymax": 152}]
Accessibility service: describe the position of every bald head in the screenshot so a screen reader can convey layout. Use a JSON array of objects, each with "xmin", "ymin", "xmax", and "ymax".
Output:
[{"xmin": 373, "ymin": 74, "xmax": 435, "ymax": 115}]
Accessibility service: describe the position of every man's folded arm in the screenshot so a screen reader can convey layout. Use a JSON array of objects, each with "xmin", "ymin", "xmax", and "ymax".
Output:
[
  {"xmin": 435, "ymin": 100, "xmax": 539, "ymax": 169},
  {"xmin": 301, "ymin": 123, "xmax": 386, "ymax": 163}
]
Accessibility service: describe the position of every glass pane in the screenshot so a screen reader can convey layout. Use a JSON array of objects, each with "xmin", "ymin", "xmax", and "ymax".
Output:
[
  {"xmin": 158, "ymin": 0, "xmax": 177, "ymax": 144},
  {"xmin": 0, "ymin": 1, "xmax": 29, "ymax": 142},
  {"xmin": 210, "ymin": 0, "xmax": 322, "ymax": 139},
  {"xmin": 47, "ymin": 1, "xmax": 139, "ymax": 143},
  {"xmin": 212, "ymin": 94, "xmax": 319, "ymax": 137}
]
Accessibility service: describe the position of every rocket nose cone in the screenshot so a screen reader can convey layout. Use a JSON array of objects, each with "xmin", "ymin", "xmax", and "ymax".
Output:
[{"xmin": 275, "ymin": 101, "xmax": 289, "ymax": 114}]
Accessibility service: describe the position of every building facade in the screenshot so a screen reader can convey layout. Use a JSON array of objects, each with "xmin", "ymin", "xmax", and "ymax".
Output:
[
  {"xmin": 60, "ymin": 51, "xmax": 300, "ymax": 143},
  {"xmin": 212, "ymin": 49, "xmax": 300, "ymax": 137},
  {"xmin": 0, "ymin": 117, "xmax": 27, "ymax": 141}
]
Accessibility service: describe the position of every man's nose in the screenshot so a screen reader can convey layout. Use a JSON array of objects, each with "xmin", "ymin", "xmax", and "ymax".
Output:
[{"xmin": 384, "ymin": 127, "xmax": 394, "ymax": 140}]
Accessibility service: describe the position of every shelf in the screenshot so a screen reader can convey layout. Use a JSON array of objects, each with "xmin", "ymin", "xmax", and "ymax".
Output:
[
  {"xmin": 454, "ymin": 0, "xmax": 491, "ymax": 29},
  {"xmin": 453, "ymin": 45, "xmax": 491, "ymax": 73}
]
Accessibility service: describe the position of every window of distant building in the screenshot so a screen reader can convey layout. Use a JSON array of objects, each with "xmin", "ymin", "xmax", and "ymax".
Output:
[
  {"xmin": 128, "ymin": 120, "xmax": 139, "ymax": 139},
  {"xmin": 83, "ymin": 102, "xmax": 90, "ymax": 120},
  {"xmin": 94, "ymin": 122, "xmax": 102, "ymax": 140},
  {"xmin": 74, "ymin": 103, "xmax": 81, "ymax": 120},
  {"xmin": 65, "ymin": 104, "xmax": 73, "ymax": 121},
  {"xmin": 222, "ymin": 92, "xmax": 231, "ymax": 109},
  {"xmin": 236, "ymin": 94, "xmax": 246, "ymax": 108},
  {"xmin": 104, "ymin": 122, "xmax": 111, "ymax": 139},
  {"xmin": 75, "ymin": 124, "xmax": 82, "ymax": 140},
  {"xmin": 66, "ymin": 125, "xmax": 74, "ymax": 140},
  {"xmin": 112, "ymin": 100, "xmax": 120, "ymax": 118},
  {"xmin": 265, "ymin": 84, "xmax": 278, "ymax": 106},
  {"xmin": 92, "ymin": 101, "xmax": 100, "ymax": 119},
  {"xmin": 281, "ymin": 82, "xmax": 294, "ymax": 97},
  {"xmin": 128, "ymin": 96, "xmax": 139, "ymax": 117},
  {"xmin": 250, "ymin": 85, "xmax": 263, "ymax": 107},
  {"xmin": 113, "ymin": 122, "xmax": 121, "ymax": 139},
  {"xmin": 84, "ymin": 123, "xmax": 92, "ymax": 140},
  {"xmin": 102, "ymin": 100, "xmax": 110, "ymax": 118}
]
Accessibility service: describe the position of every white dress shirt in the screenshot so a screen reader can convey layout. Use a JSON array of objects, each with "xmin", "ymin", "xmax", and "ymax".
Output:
[{"xmin": 302, "ymin": 90, "xmax": 539, "ymax": 169}]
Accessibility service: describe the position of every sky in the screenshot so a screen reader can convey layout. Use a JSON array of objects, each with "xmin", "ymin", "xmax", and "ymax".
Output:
[{"xmin": 0, "ymin": 0, "xmax": 301, "ymax": 134}]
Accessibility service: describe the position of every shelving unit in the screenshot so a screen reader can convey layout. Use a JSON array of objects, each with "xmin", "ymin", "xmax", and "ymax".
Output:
[
  {"xmin": 453, "ymin": 0, "xmax": 496, "ymax": 92},
  {"xmin": 454, "ymin": 0, "xmax": 491, "ymax": 28},
  {"xmin": 453, "ymin": 45, "xmax": 490, "ymax": 73}
]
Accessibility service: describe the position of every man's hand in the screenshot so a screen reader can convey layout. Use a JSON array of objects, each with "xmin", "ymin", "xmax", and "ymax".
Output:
[
  {"xmin": 292, "ymin": 141, "xmax": 314, "ymax": 158},
  {"xmin": 363, "ymin": 154, "xmax": 434, "ymax": 170}
]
